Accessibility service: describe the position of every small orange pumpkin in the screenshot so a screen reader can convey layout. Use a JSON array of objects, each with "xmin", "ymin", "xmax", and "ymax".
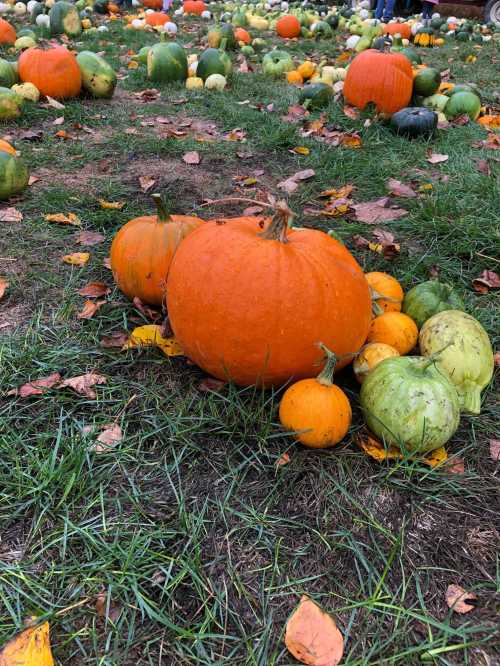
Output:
[
  {"xmin": 110, "ymin": 194, "xmax": 204, "ymax": 307},
  {"xmin": 353, "ymin": 342, "xmax": 399, "ymax": 383},
  {"xmin": 0, "ymin": 18, "xmax": 16, "ymax": 45},
  {"xmin": 108, "ymin": 2, "xmax": 120, "ymax": 12},
  {"xmin": 145, "ymin": 11, "xmax": 170, "ymax": 26},
  {"xmin": 183, "ymin": 0, "xmax": 206, "ymax": 15},
  {"xmin": 276, "ymin": 15, "xmax": 301, "ymax": 39},
  {"xmin": 235, "ymin": 27, "xmax": 251, "ymax": 45},
  {"xmin": 18, "ymin": 44, "xmax": 81, "ymax": 99},
  {"xmin": 366, "ymin": 312, "xmax": 418, "ymax": 355},
  {"xmin": 366, "ymin": 271, "xmax": 404, "ymax": 315},
  {"xmin": 279, "ymin": 344, "xmax": 352, "ymax": 448},
  {"xmin": 0, "ymin": 139, "xmax": 17, "ymax": 156},
  {"xmin": 142, "ymin": 0, "xmax": 163, "ymax": 8},
  {"xmin": 383, "ymin": 22, "xmax": 412, "ymax": 40},
  {"xmin": 297, "ymin": 60, "xmax": 316, "ymax": 80},
  {"xmin": 287, "ymin": 70, "xmax": 303, "ymax": 85}
]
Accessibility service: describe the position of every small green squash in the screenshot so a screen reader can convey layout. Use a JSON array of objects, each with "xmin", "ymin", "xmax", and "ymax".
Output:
[
  {"xmin": 390, "ymin": 107, "xmax": 437, "ymax": 138},
  {"xmin": 0, "ymin": 87, "xmax": 23, "ymax": 121},
  {"xmin": 49, "ymin": 1, "xmax": 82, "ymax": 36},
  {"xmin": 299, "ymin": 82, "xmax": 333, "ymax": 109},
  {"xmin": 197, "ymin": 46, "xmax": 232, "ymax": 81},
  {"xmin": 403, "ymin": 281, "xmax": 464, "ymax": 328},
  {"xmin": 445, "ymin": 91, "xmax": 481, "ymax": 120},
  {"xmin": 76, "ymin": 50, "xmax": 116, "ymax": 98},
  {"xmin": 413, "ymin": 67, "xmax": 441, "ymax": 96},
  {"xmin": 0, "ymin": 58, "xmax": 18, "ymax": 87},
  {"xmin": 0, "ymin": 149, "xmax": 29, "ymax": 199},
  {"xmin": 147, "ymin": 42, "xmax": 188, "ymax": 83}
]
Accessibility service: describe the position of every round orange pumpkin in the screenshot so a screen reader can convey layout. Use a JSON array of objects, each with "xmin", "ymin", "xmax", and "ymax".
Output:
[
  {"xmin": 145, "ymin": 11, "xmax": 170, "ymax": 26},
  {"xmin": 383, "ymin": 22, "xmax": 412, "ymax": 40},
  {"xmin": 276, "ymin": 15, "xmax": 301, "ymax": 39},
  {"xmin": 0, "ymin": 18, "xmax": 16, "ymax": 45},
  {"xmin": 279, "ymin": 344, "xmax": 352, "ymax": 448},
  {"xmin": 235, "ymin": 27, "xmax": 251, "ymax": 45},
  {"xmin": 166, "ymin": 204, "xmax": 372, "ymax": 387},
  {"xmin": 183, "ymin": 0, "xmax": 206, "ymax": 15},
  {"xmin": 0, "ymin": 139, "xmax": 17, "ymax": 156},
  {"xmin": 110, "ymin": 194, "xmax": 204, "ymax": 307},
  {"xmin": 366, "ymin": 272, "xmax": 404, "ymax": 314},
  {"xmin": 343, "ymin": 49, "xmax": 413, "ymax": 115},
  {"xmin": 142, "ymin": 0, "xmax": 163, "ymax": 8},
  {"xmin": 366, "ymin": 312, "xmax": 418, "ymax": 355},
  {"xmin": 18, "ymin": 44, "xmax": 81, "ymax": 99},
  {"xmin": 353, "ymin": 342, "xmax": 399, "ymax": 383},
  {"xmin": 287, "ymin": 70, "xmax": 304, "ymax": 85}
]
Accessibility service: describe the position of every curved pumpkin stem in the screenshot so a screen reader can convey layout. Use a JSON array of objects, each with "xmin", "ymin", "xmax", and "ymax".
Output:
[
  {"xmin": 421, "ymin": 341, "xmax": 454, "ymax": 371},
  {"xmin": 151, "ymin": 193, "xmax": 172, "ymax": 223},
  {"xmin": 317, "ymin": 343, "xmax": 338, "ymax": 386},
  {"xmin": 258, "ymin": 200, "xmax": 293, "ymax": 243}
]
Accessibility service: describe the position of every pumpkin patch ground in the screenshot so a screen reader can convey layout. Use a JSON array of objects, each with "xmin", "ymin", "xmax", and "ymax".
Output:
[{"xmin": 0, "ymin": 1, "xmax": 498, "ymax": 664}]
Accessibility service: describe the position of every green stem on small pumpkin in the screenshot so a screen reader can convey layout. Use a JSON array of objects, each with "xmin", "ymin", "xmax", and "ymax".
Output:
[
  {"xmin": 258, "ymin": 200, "xmax": 293, "ymax": 243},
  {"xmin": 317, "ymin": 343, "xmax": 338, "ymax": 386},
  {"xmin": 152, "ymin": 193, "xmax": 171, "ymax": 223},
  {"xmin": 420, "ymin": 341, "xmax": 454, "ymax": 371}
]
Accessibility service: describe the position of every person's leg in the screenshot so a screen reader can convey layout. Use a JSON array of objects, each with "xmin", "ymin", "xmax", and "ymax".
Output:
[
  {"xmin": 383, "ymin": 0, "xmax": 396, "ymax": 20},
  {"xmin": 422, "ymin": 1, "xmax": 432, "ymax": 21},
  {"xmin": 375, "ymin": 0, "xmax": 386, "ymax": 20}
]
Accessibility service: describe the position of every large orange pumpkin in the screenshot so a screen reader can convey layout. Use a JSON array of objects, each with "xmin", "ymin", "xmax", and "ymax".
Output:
[
  {"xmin": 145, "ymin": 11, "xmax": 170, "ymax": 26},
  {"xmin": 110, "ymin": 194, "xmax": 204, "ymax": 307},
  {"xmin": 142, "ymin": 0, "xmax": 163, "ymax": 8},
  {"xmin": 166, "ymin": 204, "xmax": 372, "ymax": 387},
  {"xmin": 383, "ymin": 22, "xmax": 412, "ymax": 40},
  {"xmin": 183, "ymin": 0, "xmax": 206, "ymax": 15},
  {"xmin": 343, "ymin": 49, "xmax": 413, "ymax": 115},
  {"xmin": 276, "ymin": 15, "xmax": 301, "ymax": 39},
  {"xmin": 18, "ymin": 44, "xmax": 81, "ymax": 99},
  {"xmin": 0, "ymin": 18, "xmax": 16, "ymax": 45}
]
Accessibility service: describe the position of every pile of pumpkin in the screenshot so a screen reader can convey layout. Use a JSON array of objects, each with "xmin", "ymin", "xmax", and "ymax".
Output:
[{"xmin": 110, "ymin": 196, "xmax": 494, "ymax": 458}]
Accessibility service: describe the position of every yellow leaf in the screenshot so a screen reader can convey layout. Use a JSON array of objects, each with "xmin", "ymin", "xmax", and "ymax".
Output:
[
  {"xmin": 98, "ymin": 199, "xmax": 125, "ymax": 210},
  {"xmin": 319, "ymin": 185, "xmax": 354, "ymax": 199},
  {"xmin": 128, "ymin": 60, "xmax": 139, "ymax": 69},
  {"xmin": 323, "ymin": 204, "xmax": 349, "ymax": 217},
  {"xmin": 62, "ymin": 252, "xmax": 90, "ymax": 266},
  {"xmin": 356, "ymin": 433, "xmax": 448, "ymax": 468},
  {"xmin": 123, "ymin": 325, "xmax": 184, "ymax": 357},
  {"xmin": 44, "ymin": 212, "xmax": 81, "ymax": 226},
  {"xmin": 424, "ymin": 446, "xmax": 448, "ymax": 468},
  {"xmin": 0, "ymin": 621, "xmax": 54, "ymax": 666},
  {"xmin": 368, "ymin": 242, "xmax": 383, "ymax": 254},
  {"xmin": 291, "ymin": 146, "xmax": 310, "ymax": 156},
  {"xmin": 418, "ymin": 183, "xmax": 433, "ymax": 192},
  {"xmin": 242, "ymin": 177, "xmax": 257, "ymax": 186}
]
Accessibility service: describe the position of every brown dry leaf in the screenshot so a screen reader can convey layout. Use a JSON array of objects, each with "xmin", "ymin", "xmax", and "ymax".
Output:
[
  {"xmin": 45, "ymin": 212, "xmax": 81, "ymax": 226},
  {"xmin": 182, "ymin": 151, "xmax": 201, "ymax": 165},
  {"xmin": 0, "ymin": 279, "xmax": 8, "ymax": 300},
  {"xmin": 0, "ymin": 621, "xmax": 54, "ymax": 666},
  {"xmin": 95, "ymin": 590, "xmax": 123, "ymax": 621},
  {"xmin": 28, "ymin": 175, "xmax": 40, "ymax": 186},
  {"xmin": 476, "ymin": 159, "xmax": 490, "ymax": 176},
  {"xmin": 7, "ymin": 372, "xmax": 62, "ymax": 398},
  {"xmin": 75, "ymin": 230, "xmax": 105, "ymax": 246},
  {"xmin": 387, "ymin": 178, "xmax": 417, "ymax": 198},
  {"xmin": 100, "ymin": 331, "xmax": 129, "ymax": 348},
  {"xmin": 99, "ymin": 199, "xmax": 125, "ymax": 210},
  {"xmin": 226, "ymin": 129, "xmax": 247, "ymax": 142},
  {"xmin": 472, "ymin": 270, "xmax": 500, "ymax": 294},
  {"xmin": 53, "ymin": 116, "xmax": 64, "ymax": 126},
  {"xmin": 445, "ymin": 584, "xmax": 477, "ymax": 614},
  {"xmin": 282, "ymin": 104, "xmax": 309, "ymax": 123},
  {"xmin": 139, "ymin": 176, "xmax": 155, "ymax": 193},
  {"xmin": 446, "ymin": 457, "xmax": 465, "ymax": 474},
  {"xmin": 77, "ymin": 299, "xmax": 106, "ymax": 319},
  {"xmin": 343, "ymin": 105, "xmax": 359, "ymax": 120},
  {"xmin": 59, "ymin": 373, "xmax": 106, "ymax": 399},
  {"xmin": 0, "ymin": 207, "xmax": 23, "ymax": 223},
  {"xmin": 426, "ymin": 152, "xmax": 449, "ymax": 164},
  {"xmin": 276, "ymin": 452, "xmax": 291, "ymax": 467},
  {"xmin": 103, "ymin": 257, "xmax": 111, "ymax": 270},
  {"xmin": 132, "ymin": 296, "xmax": 161, "ymax": 321},
  {"xmin": 351, "ymin": 197, "xmax": 408, "ymax": 225},
  {"xmin": 45, "ymin": 96, "xmax": 65, "ymax": 110},
  {"xmin": 62, "ymin": 252, "xmax": 90, "ymax": 266},
  {"xmin": 371, "ymin": 228, "xmax": 400, "ymax": 259},
  {"xmin": 243, "ymin": 205, "xmax": 264, "ymax": 216},
  {"xmin": 285, "ymin": 595, "xmax": 344, "ymax": 666},
  {"xmin": 133, "ymin": 88, "xmax": 160, "ymax": 102},
  {"xmin": 92, "ymin": 423, "xmax": 122, "ymax": 453},
  {"xmin": 278, "ymin": 169, "xmax": 315, "ymax": 194},
  {"xmin": 78, "ymin": 282, "xmax": 110, "ymax": 298},
  {"xmin": 489, "ymin": 439, "xmax": 500, "ymax": 461},
  {"xmin": 291, "ymin": 146, "xmax": 310, "ymax": 156},
  {"xmin": 198, "ymin": 377, "xmax": 227, "ymax": 392}
]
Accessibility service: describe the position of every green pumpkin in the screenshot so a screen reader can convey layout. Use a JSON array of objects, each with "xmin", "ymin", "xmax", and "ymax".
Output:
[
  {"xmin": 403, "ymin": 281, "xmax": 464, "ymax": 328},
  {"xmin": 372, "ymin": 35, "xmax": 392, "ymax": 50},
  {"xmin": 413, "ymin": 67, "xmax": 441, "ymax": 96},
  {"xmin": 133, "ymin": 46, "xmax": 150, "ymax": 65},
  {"xmin": 401, "ymin": 48, "xmax": 421, "ymax": 65},
  {"xmin": 49, "ymin": 1, "xmax": 82, "ymax": 36},
  {"xmin": 312, "ymin": 20, "xmax": 333, "ymax": 38},
  {"xmin": 0, "ymin": 150, "xmax": 29, "ymax": 200},
  {"xmin": 299, "ymin": 82, "xmax": 333, "ymax": 110},
  {"xmin": 326, "ymin": 14, "xmax": 339, "ymax": 29},
  {"xmin": 0, "ymin": 87, "xmax": 23, "ymax": 121},
  {"xmin": 445, "ymin": 91, "xmax": 481, "ymax": 120},
  {"xmin": 0, "ymin": 58, "xmax": 18, "ymax": 88},
  {"xmin": 207, "ymin": 23, "xmax": 236, "ymax": 49},
  {"xmin": 360, "ymin": 356, "xmax": 460, "ymax": 453},
  {"xmin": 390, "ymin": 107, "xmax": 437, "ymax": 138},
  {"xmin": 430, "ymin": 16, "xmax": 445, "ymax": 29},
  {"xmin": 147, "ymin": 42, "xmax": 188, "ymax": 83},
  {"xmin": 455, "ymin": 31, "xmax": 470, "ymax": 41},
  {"xmin": 448, "ymin": 83, "xmax": 480, "ymax": 97},
  {"xmin": 76, "ymin": 51, "xmax": 116, "ymax": 98},
  {"xmin": 232, "ymin": 10, "xmax": 247, "ymax": 27},
  {"xmin": 422, "ymin": 93, "xmax": 449, "ymax": 113},
  {"xmin": 17, "ymin": 28, "xmax": 37, "ymax": 40},
  {"xmin": 197, "ymin": 47, "xmax": 232, "ymax": 81},
  {"xmin": 30, "ymin": 1, "xmax": 44, "ymax": 23}
]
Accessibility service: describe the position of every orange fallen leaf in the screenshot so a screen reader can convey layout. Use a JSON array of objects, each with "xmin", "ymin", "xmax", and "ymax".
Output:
[
  {"xmin": 7, "ymin": 372, "xmax": 62, "ymax": 398},
  {"xmin": 356, "ymin": 432, "xmax": 448, "ymax": 468},
  {"xmin": 276, "ymin": 452, "xmax": 291, "ymax": 467},
  {"xmin": 477, "ymin": 114, "xmax": 500, "ymax": 129},
  {"xmin": 77, "ymin": 282, "xmax": 110, "ymax": 298},
  {"xmin": 77, "ymin": 299, "xmax": 106, "ymax": 319},
  {"xmin": 445, "ymin": 584, "xmax": 477, "ymax": 614},
  {"xmin": 0, "ymin": 621, "xmax": 54, "ymax": 666},
  {"xmin": 472, "ymin": 270, "xmax": 500, "ymax": 294},
  {"xmin": 59, "ymin": 373, "xmax": 106, "ymax": 399},
  {"xmin": 0, "ymin": 278, "xmax": 8, "ymax": 300},
  {"xmin": 98, "ymin": 199, "xmax": 125, "ymax": 210},
  {"xmin": 285, "ymin": 595, "xmax": 344, "ymax": 666},
  {"xmin": 319, "ymin": 185, "xmax": 354, "ymax": 199},
  {"xmin": 340, "ymin": 132, "xmax": 362, "ymax": 149},
  {"xmin": 291, "ymin": 146, "xmax": 310, "ymax": 156},
  {"xmin": 343, "ymin": 105, "xmax": 359, "ymax": 120},
  {"xmin": 91, "ymin": 423, "xmax": 122, "ymax": 453},
  {"xmin": 62, "ymin": 252, "xmax": 90, "ymax": 266},
  {"xmin": 128, "ymin": 60, "xmax": 139, "ymax": 69},
  {"xmin": 45, "ymin": 212, "xmax": 81, "ymax": 227}
]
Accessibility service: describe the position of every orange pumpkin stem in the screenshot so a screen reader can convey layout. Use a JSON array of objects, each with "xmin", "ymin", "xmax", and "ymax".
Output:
[
  {"xmin": 317, "ymin": 343, "xmax": 338, "ymax": 386},
  {"xmin": 258, "ymin": 200, "xmax": 293, "ymax": 243},
  {"xmin": 151, "ymin": 193, "xmax": 172, "ymax": 223}
]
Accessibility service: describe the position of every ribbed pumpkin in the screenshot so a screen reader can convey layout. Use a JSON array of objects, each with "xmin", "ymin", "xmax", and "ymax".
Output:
[
  {"xmin": 413, "ymin": 28, "xmax": 435, "ymax": 47},
  {"xmin": 367, "ymin": 311, "xmax": 418, "ymax": 355},
  {"xmin": 166, "ymin": 203, "xmax": 372, "ymax": 387},
  {"xmin": 279, "ymin": 345, "xmax": 352, "ymax": 448},
  {"xmin": 343, "ymin": 49, "xmax": 413, "ymax": 115},
  {"xmin": 18, "ymin": 43, "xmax": 81, "ymax": 99},
  {"xmin": 276, "ymin": 15, "xmax": 301, "ymax": 39},
  {"xmin": 110, "ymin": 194, "xmax": 204, "ymax": 307},
  {"xmin": 0, "ymin": 18, "xmax": 16, "ymax": 45},
  {"xmin": 183, "ymin": 0, "xmax": 206, "ymax": 15},
  {"xmin": 383, "ymin": 22, "xmax": 411, "ymax": 39},
  {"xmin": 145, "ymin": 11, "xmax": 170, "ymax": 26},
  {"xmin": 366, "ymin": 272, "xmax": 404, "ymax": 314}
]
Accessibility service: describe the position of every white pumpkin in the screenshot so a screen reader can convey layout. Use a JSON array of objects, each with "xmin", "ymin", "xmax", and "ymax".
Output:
[
  {"xmin": 26, "ymin": 0, "xmax": 37, "ymax": 9},
  {"xmin": 165, "ymin": 21, "xmax": 177, "ymax": 34},
  {"xmin": 131, "ymin": 17, "xmax": 144, "ymax": 28},
  {"xmin": 97, "ymin": 24, "xmax": 108, "ymax": 31},
  {"xmin": 359, "ymin": 0, "xmax": 371, "ymax": 7},
  {"xmin": 359, "ymin": 8, "xmax": 369, "ymax": 19},
  {"xmin": 201, "ymin": 10, "xmax": 211, "ymax": 18},
  {"xmin": 0, "ymin": 1, "xmax": 10, "ymax": 11},
  {"xmin": 346, "ymin": 34, "xmax": 360, "ymax": 49},
  {"xmin": 36, "ymin": 13, "xmax": 50, "ymax": 25},
  {"xmin": 205, "ymin": 73, "xmax": 226, "ymax": 90},
  {"xmin": 144, "ymin": 8, "xmax": 154, "ymax": 13},
  {"xmin": 280, "ymin": 1, "xmax": 289, "ymax": 9},
  {"xmin": 432, "ymin": 12, "xmax": 440, "ymax": 18}
]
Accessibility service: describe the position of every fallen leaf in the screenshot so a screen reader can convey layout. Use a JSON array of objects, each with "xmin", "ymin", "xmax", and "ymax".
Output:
[
  {"xmin": 278, "ymin": 169, "xmax": 315, "ymax": 194},
  {"xmin": 0, "ymin": 621, "xmax": 54, "ymax": 666},
  {"xmin": 182, "ymin": 151, "xmax": 201, "ymax": 165},
  {"xmin": 291, "ymin": 146, "xmax": 310, "ymax": 156},
  {"xmin": 343, "ymin": 105, "xmax": 359, "ymax": 120},
  {"xmin": 446, "ymin": 457, "xmax": 465, "ymax": 474},
  {"xmin": 100, "ymin": 331, "xmax": 129, "ymax": 348},
  {"xmin": 282, "ymin": 104, "xmax": 309, "ymax": 123},
  {"xmin": 418, "ymin": 183, "xmax": 434, "ymax": 193},
  {"xmin": 198, "ymin": 377, "xmax": 227, "ymax": 392},
  {"xmin": 0, "ymin": 207, "xmax": 23, "ymax": 222},
  {"xmin": 7, "ymin": 372, "xmax": 62, "ymax": 398},
  {"xmin": 133, "ymin": 88, "xmax": 160, "ymax": 102},
  {"xmin": 472, "ymin": 270, "xmax": 500, "ymax": 294},
  {"xmin": 128, "ymin": 60, "xmax": 139, "ymax": 69},
  {"xmin": 489, "ymin": 439, "xmax": 500, "ymax": 461},
  {"xmin": 477, "ymin": 114, "xmax": 500, "ymax": 129},
  {"xmin": 351, "ymin": 197, "xmax": 408, "ymax": 225},
  {"xmin": 59, "ymin": 373, "xmax": 106, "ymax": 399},
  {"xmin": 225, "ymin": 129, "xmax": 247, "ymax": 142},
  {"xmin": 340, "ymin": 132, "xmax": 362, "ymax": 149},
  {"xmin": 95, "ymin": 589, "xmax": 123, "ymax": 621},
  {"xmin": 495, "ymin": 353, "xmax": 500, "ymax": 367},
  {"xmin": 426, "ymin": 152, "xmax": 449, "ymax": 164},
  {"xmin": 445, "ymin": 584, "xmax": 477, "ymax": 614},
  {"xmin": 276, "ymin": 452, "xmax": 291, "ymax": 467},
  {"xmin": 45, "ymin": 212, "xmax": 81, "ymax": 226},
  {"xmin": 139, "ymin": 176, "xmax": 155, "ymax": 193},
  {"xmin": 98, "ymin": 199, "xmax": 125, "ymax": 210},
  {"xmin": 18, "ymin": 129, "xmax": 43, "ymax": 141},
  {"xmin": 243, "ymin": 205, "xmax": 265, "ymax": 216},
  {"xmin": 45, "ymin": 96, "xmax": 65, "ymax": 110},
  {"xmin": 356, "ymin": 432, "xmax": 448, "ymax": 468},
  {"xmin": 78, "ymin": 282, "xmax": 110, "ymax": 298},
  {"xmin": 92, "ymin": 423, "xmax": 122, "ymax": 453},
  {"xmin": 387, "ymin": 178, "xmax": 417, "ymax": 198},
  {"xmin": 0, "ymin": 279, "xmax": 8, "ymax": 300},
  {"xmin": 62, "ymin": 252, "xmax": 90, "ymax": 266},
  {"xmin": 28, "ymin": 175, "xmax": 40, "ymax": 186},
  {"xmin": 53, "ymin": 116, "xmax": 64, "ymax": 126},
  {"xmin": 103, "ymin": 257, "xmax": 111, "ymax": 270},
  {"xmin": 476, "ymin": 159, "xmax": 490, "ymax": 176},
  {"xmin": 285, "ymin": 595, "xmax": 344, "ymax": 666},
  {"xmin": 77, "ymin": 299, "xmax": 106, "ymax": 319},
  {"xmin": 123, "ymin": 324, "xmax": 184, "ymax": 357},
  {"xmin": 371, "ymin": 228, "xmax": 400, "ymax": 259},
  {"xmin": 132, "ymin": 296, "xmax": 161, "ymax": 321},
  {"xmin": 319, "ymin": 185, "xmax": 354, "ymax": 199},
  {"xmin": 75, "ymin": 230, "xmax": 105, "ymax": 245},
  {"xmin": 473, "ymin": 134, "xmax": 500, "ymax": 151}
]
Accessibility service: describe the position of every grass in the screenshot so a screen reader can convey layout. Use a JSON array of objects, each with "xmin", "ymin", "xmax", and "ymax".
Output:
[{"xmin": 0, "ymin": 8, "xmax": 499, "ymax": 665}]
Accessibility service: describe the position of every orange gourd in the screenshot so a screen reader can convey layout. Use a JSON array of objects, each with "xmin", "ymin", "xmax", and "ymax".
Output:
[
  {"xmin": 287, "ymin": 70, "xmax": 303, "ymax": 85},
  {"xmin": 0, "ymin": 18, "xmax": 16, "ymax": 45},
  {"xmin": 276, "ymin": 15, "xmax": 301, "ymax": 39},
  {"xmin": 383, "ymin": 22, "xmax": 412, "ymax": 40},
  {"xmin": 235, "ymin": 27, "xmax": 251, "ymax": 45},
  {"xmin": 183, "ymin": 0, "xmax": 206, "ymax": 15},
  {"xmin": 353, "ymin": 342, "xmax": 399, "ymax": 383},
  {"xmin": 297, "ymin": 60, "xmax": 316, "ymax": 79},
  {"xmin": 0, "ymin": 139, "xmax": 17, "ymax": 156},
  {"xmin": 110, "ymin": 194, "xmax": 204, "ymax": 307},
  {"xmin": 18, "ymin": 44, "xmax": 81, "ymax": 99},
  {"xmin": 366, "ymin": 312, "xmax": 418, "ymax": 355},
  {"xmin": 279, "ymin": 344, "xmax": 352, "ymax": 448},
  {"xmin": 343, "ymin": 49, "xmax": 413, "ymax": 115},
  {"xmin": 167, "ymin": 202, "xmax": 372, "ymax": 387},
  {"xmin": 145, "ymin": 11, "xmax": 170, "ymax": 26},
  {"xmin": 142, "ymin": 0, "xmax": 163, "ymax": 8},
  {"xmin": 366, "ymin": 271, "xmax": 404, "ymax": 314}
]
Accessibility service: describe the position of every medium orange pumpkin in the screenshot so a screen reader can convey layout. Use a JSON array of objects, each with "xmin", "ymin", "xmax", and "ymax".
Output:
[
  {"xmin": 0, "ymin": 139, "xmax": 17, "ymax": 156},
  {"xmin": 0, "ymin": 18, "xmax": 16, "ymax": 45},
  {"xmin": 234, "ymin": 27, "xmax": 251, "ymax": 45},
  {"xmin": 366, "ymin": 312, "xmax": 418, "ymax": 355},
  {"xmin": 366, "ymin": 271, "xmax": 404, "ymax": 314},
  {"xmin": 353, "ymin": 342, "xmax": 399, "ymax": 383},
  {"xmin": 18, "ymin": 44, "xmax": 81, "ymax": 99},
  {"xmin": 110, "ymin": 194, "xmax": 204, "ymax": 307},
  {"xmin": 145, "ymin": 11, "xmax": 170, "ymax": 26},
  {"xmin": 383, "ymin": 22, "xmax": 412, "ymax": 40},
  {"xmin": 142, "ymin": 0, "xmax": 163, "ymax": 8},
  {"xmin": 343, "ymin": 49, "xmax": 413, "ymax": 115},
  {"xmin": 166, "ymin": 203, "xmax": 372, "ymax": 387},
  {"xmin": 276, "ymin": 15, "xmax": 301, "ymax": 39},
  {"xmin": 183, "ymin": 0, "xmax": 206, "ymax": 15},
  {"xmin": 279, "ymin": 344, "xmax": 352, "ymax": 448},
  {"xmin": 287, "ymin": 70, "xmax": 303, "ymax": 85}
]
